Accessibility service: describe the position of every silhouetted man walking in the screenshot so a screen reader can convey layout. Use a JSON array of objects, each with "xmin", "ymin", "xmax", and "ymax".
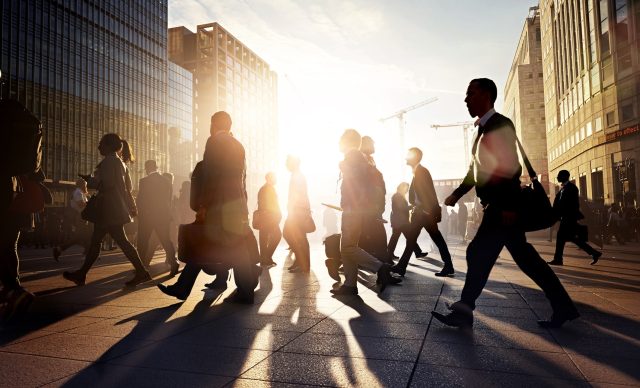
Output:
[
  {"xmin": 136, "ymin": 160, "xmax": 179, "ymax": 276},
  {"xmin": 549, "ymin": 170, "xmax": 602, "ymax": 266},
  {"xmin": 433, "ymin": 78, "xmax": 579, "ymax": 329},
  {"xmin": 390, "ymin": 148, "xmax": 454, "ymax": 277}
]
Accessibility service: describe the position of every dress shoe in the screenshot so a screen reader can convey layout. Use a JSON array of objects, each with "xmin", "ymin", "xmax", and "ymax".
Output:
[
  {"xmin": 325, "ymin": 259, "xmax": 341, "ymax": 282},
  {"xmin": 52, "ymin": 246, "xmax": 62, "ymax": 262},
  {"xmin": 63, "ymin": 271, "xmax": 86, "ymax": 286},
  {"xmin": 547, "ymin": 260, "xmax": 563, "ymax": 266},
  {"xmin": 537, "ymin": 311, "xmax": 580, "ymax": 328},
  {"xmin": 330, "ymin": 285, "xmax": 358, "ymax": 295},
  {"xmin": 157, "ymin": 284, "xmax": 188, "ymax": 300},
  {"xmin": 591, "ymin": 251, "xmax": 602, "ymax": 265},
  {"xmin": 168, "ymin": 261, "xmax": 180, "ymax": 277},
  {"xmin": 435, "ymin": 267, "xmax": 455, "ymax": 277},
  {"xmin": 416, "ymin": 251, "xmax": 429, "ymax": 259},
  {"xmin": 389, "ymin": 264, "xmax": 406, "ymax": 277},
  {"xmin": 224, "ymin": 290, "xmax": 254, "ymax": 304},
  {"xmin": 205, "ymin": 277, "xmax": 228, "ymax": 290},
  {"xmin": 125, "ymin": 271, "xmax": 152, "ymax": 287},
  {"xmin": 431, "ymin": 310, "xmax": 473, "ymax": 328},
  {"xmin": 376, "ymin": 264, "xmax": 402, "ymax": 293},
  {"xmin": 1, "ymin": 288, "xmax": 35, "ymax": 322}
]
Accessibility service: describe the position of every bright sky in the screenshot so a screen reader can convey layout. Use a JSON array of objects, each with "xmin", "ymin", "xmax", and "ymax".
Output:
[{"xmin": 169, "ymin": 0, "xmax": 536, "ymax": 207}]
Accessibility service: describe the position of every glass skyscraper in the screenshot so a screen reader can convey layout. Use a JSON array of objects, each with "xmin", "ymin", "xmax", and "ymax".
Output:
[{"xmin": 1, "ymin": 0, "xmax": 169, "ymax": 187}]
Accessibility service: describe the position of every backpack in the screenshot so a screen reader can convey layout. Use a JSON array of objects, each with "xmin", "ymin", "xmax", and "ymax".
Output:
[{"xmin": 0, "ymin": 100, "xmax": 43, "ymax": 176}]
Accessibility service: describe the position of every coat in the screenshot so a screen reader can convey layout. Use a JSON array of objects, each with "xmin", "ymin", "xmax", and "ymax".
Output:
[
  {"xmin": 87, "ymin": 153, "xmax": 133, "ymax": 226},
  {"xmin": 137, "ymin": 171, "xmax": 173, "ymax": 222},
  {"xmin": 409, "ymin": 164, "xmax": 441, "ymax": 222},
  {"xmin": 553, "ymin": 182, "xmax": 584, "ymax": 222},
  {"xmin": 390, "ymin": 192, "xmax": 410, "ymax": 229}
]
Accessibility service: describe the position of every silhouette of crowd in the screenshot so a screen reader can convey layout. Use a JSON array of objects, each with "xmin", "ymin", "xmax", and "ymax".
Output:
[{"xmin": 3, "ymin": 78, "xmax": 628, "ymax": 330}]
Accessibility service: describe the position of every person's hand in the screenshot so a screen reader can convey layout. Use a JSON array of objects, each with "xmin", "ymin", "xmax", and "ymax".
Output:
[
  {"xmin": 501, "ymin": 210, "xmax": 518, "ymax": 226},
  {"xmin": 444, "ymin": 194, "xmax": 457, "ymax": 207}
]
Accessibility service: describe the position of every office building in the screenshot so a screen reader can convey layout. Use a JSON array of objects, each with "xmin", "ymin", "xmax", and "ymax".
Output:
[
  {"xmin": 168, "ymin": 22, "xmax": 278, "ymax": 198},
  {"xmin": 539, "ymin": 0, "xmax": 640, "ymax": 206},
  {"xmin": 504, "ymin": 6, "xmax": 550, "ymax": 191},
  {"xmin": 1, "ymin": 0, "xmax": 169, "ymax": 191},
  {"xmin": 167, "ymin": 61, "xmax": 194, "ymax": 188}
]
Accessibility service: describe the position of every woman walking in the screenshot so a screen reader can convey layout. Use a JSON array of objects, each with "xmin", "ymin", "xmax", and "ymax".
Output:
[{"xmin": 63, "ymin": 133, "xmax": 151, "ymax": 287}]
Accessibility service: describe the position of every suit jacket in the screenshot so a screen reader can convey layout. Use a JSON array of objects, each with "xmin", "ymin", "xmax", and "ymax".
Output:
[
  {"xmin": 137, "ymin": 171, "xmax": 172, "ymax": 222},
  {"xmin": 553, "ymin": 182, "xmax": 583, "ymax": 222},
  {"xmin": 87, "ymin": 153, "xmax": 132, "ymax": 226},
  {"xmin": 339, "ymin": 150, "xmax": 369, "ymax": 212},
  {"xmin": 390, "ymin": 192, "xmax": 410, "ymax": 229},
  {"xmin": 258, "ymin": 183, "xmax": 282, "ymax": 224},
  {"xmin": 201, "ymin": 131, "xmax": 249, "ymax": 242},
  {"xmin": 450, "ymin": 112, "xmax": 522, "ymax": 210},
  {"xmin": 409, "ymin": 164, "xmax": 441, "ymax": 221}
]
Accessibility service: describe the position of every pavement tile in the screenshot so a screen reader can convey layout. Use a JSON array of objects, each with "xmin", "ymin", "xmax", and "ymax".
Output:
[
  {"xmin": 169, "ymin": 325, "xmax": 301, "ymax": 351},
  {"xmin": 282, "ymin": 332, "xmax": 423, "ymax": 361},
  {"xmin": 108, "ymin": 341, "xmax": 271, "ymax": 377},
  {"xmin": 241, "ymin": 352, "xmax": 414, "ymax": 387},
  {"xmin": 207, "ymin": 314, "xmax": 322, "ymax": 332},
  {"xmin": 418, "ymin": 342, "xmax": 585, "ymax": 380},
  {"xmin": 0, "ymin": 351, "xmax": 89, "ymax": 388},
  {"xmin": 570, "ymin": 354, "xmax": 640, "ymax": 385},
  {"xmin": 230, "ymin": 378, "xmax": 318, "ymax": 387},
  {"xmin": 42, "ymin": 363, "xmax": 232, "ymax": 388},
  {"xmin": 309, "ymin": 319, "xmax": 428, "ymax": 340},
  {"xmin": 410, "ymin": 364, "xmax": 590, "ymax": 388},
  {"xmin": 2, "ymin": 332, "xmax": 153, "ymax": 362},
  {"xmin": 426, "ymin": 327, "xmax": 563, "ymax": 352}
]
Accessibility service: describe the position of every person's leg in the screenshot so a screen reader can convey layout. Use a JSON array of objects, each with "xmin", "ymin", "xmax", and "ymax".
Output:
[
  {"xmin": 108, "ymin": 225, "xmax": 147, "ymax": 274},
  {"xmin": 387, "ymin": 229, "xmax": 401, "ymax": 256},
  {"xmin": 340, "ymin": 212, "xmax": 384, "ymax": 288},
  {"xmin": 426, "ymin": 224, "xmax": 454, "ymax": 269},
  {"xmin": 155, "ymin": 221, "xmax": 178, "ymax": 265},
  {"xmin": 78, "ymin": 224, "xmax": 109, "ymax": 274},
  {"xmin": 258, "ymin": 228, "xmax": 269, "ymax": 263},
  {"xmin": 459, "ymin": 214, "xmax": 505, "ymax": 310},
  {"xmin": 167, "ymin": 264, "xmax": 201, "ymax": 297},
  {"xmin": 0, "ymin": 221, "xmax": 21, "ymax": 290},
  {"xmin": 136, "ymin": 219, "xmax": 153, "ymax": 266},
  {"xmin": 299, "ymin": 229, "xmax": 311, "ymax": 271},
  {"xmin": 553, "ymin": 222, "xmax": 570, "ymax": 262},
  {"xmin": 505, "ymin": 231, "xmax": 578, "ymax": 316},
  {"xmin": 395, "ymin": 215, "xmax": 423, "ymax": 271},
  {"xmin": 267, "ymin": 225, "xmax": 282, "ymax": 260},
  {"xmin": 231, "ymin": 232, "xmax": 259, "ymax": 300},
  {"xmin": 572, "ymin": 237, "xmax": 600, "ymax": 256}
]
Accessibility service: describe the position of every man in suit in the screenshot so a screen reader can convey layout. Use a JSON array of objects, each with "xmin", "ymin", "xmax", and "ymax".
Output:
[
  {"xmin": 330, "ymin": 129, "xmax": 401, "ymax": 295},
  {"xmin": 549, "ymin": 170, "xmax": 602, "ymax": 266},
  {"xmin": 432, "ymin": 78, "xmax": 579, "ymax": 329},
  {"xmin": 158, "ymin": 111, "xmax": 258, "ymax": 303},
  {"xmin": 390, "ymin": 148, "xmax": 454, "ymax": 277},
  {"xmin": 256, "ymin": 172, "xmax": 282, "ymax": 267},
  {"xmin": 136, "ymin": 160, "xmax": 179, "ymax": 276}
]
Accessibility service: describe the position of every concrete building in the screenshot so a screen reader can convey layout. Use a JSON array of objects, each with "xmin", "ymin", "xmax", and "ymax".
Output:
[
  {"xmin": 504, "ymin": 6, "xmax": 550, "ymax": 191},
  {"xmin": 539, "ymin": 0, "xmax": 640, "ymax": 206},
  {"xmin": 0, "ymin": 0, "xmax": 169, "ymax": 187},
  {"xmin": 167, "ymin": 61, "xmax": 194, "ymax": 189},
  {"xmin": 168, "ymin": 22, "xmax": 278, "ymax": 199}
]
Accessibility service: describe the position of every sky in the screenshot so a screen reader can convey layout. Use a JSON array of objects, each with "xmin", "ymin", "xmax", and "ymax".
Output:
[{"xmin": 169, "ymin": 0, "xmax": 537, "ymax": 206}]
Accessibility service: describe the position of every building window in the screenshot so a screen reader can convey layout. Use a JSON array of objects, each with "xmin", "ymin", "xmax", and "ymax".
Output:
[
  {"xmin": 591, "ymin": 168, "xmax": 604, "ymax": 203},
  {"xmin": 599, "ymin": 0, "xmax": 610, "ymax": 56},
  {"xmin": 595, "ymin": 116, "xmax": 603, "ymax": 132},
  {"xmin": 606, "ymin": 110, "xmax": 616, "ymax": 127},
  {"xmin": 587, "ymin": 0, "xmax": 597, "ymax": 63},
  {"xmin": 614, "ymin": 0, "xmax": 629, "ymax": 43},
  {"xmin": 587, "ymin": 122, "xmax": 593, "ymax": 136},
  {"xmin": 621, "ymin": 103, "xmax": 636, "ymax": 122}
]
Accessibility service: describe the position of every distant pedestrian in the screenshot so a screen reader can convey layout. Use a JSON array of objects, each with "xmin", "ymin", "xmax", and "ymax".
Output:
[
  {"xmin": 387, "ymin": 182, "xmax": 427, "ymax": 261},
  {"xmin": 607, "ymin": 204, "xmax": 625, "ymax": 245},
  {"xmin": 63, "ymin": 133, "xmax": 151, "ymax": 287},
  {"xmin": 548, "ymin": 170, "xmax": 602, "ymax": 266},
  {"xmin": 283, "ymin": 155, "xmax": 313, "ymax": 273},
  {"xmin": 390, "ymin": 147, "xmax": 454, "ymax": 277},
  {"xmin": 255, "ymin": 172, "xmax": 282, "ymax": 267},
  {"xmin": 136, "ymin": 160, "xmax": 179, "ymax": 276},
  {"xmin": 458, "ymin": 202, "xmax": 468, "ymax": 240},
  {"xmin": 52, "ymin": 178, "xmax": 90, "ymax": 261}
]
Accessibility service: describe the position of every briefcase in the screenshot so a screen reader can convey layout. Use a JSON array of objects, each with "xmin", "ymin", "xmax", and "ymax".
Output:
[
  {"xmin": 178, "ymin": 223, "xmax": 225, "ymax": 266},
  {"xmin": 323, "ymin": 233, "xmax": 342, "ymax": 260}
]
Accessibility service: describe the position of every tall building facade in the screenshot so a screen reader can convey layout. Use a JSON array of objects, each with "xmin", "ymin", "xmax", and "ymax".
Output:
[
  {"xmin": 504, "ymin": 6, "xmax": 550, "ymax": 191},
  {"xmin": 168, "ymin": 22, "xmax": 278, "ymax": 198},
  {"xmin": 0, "ymin": 0, "xmax": 169, "ymax": 187},
  {"xmin": 167, "ymin": 61, "xmax": 194, "ymax": 188},
  {"xmin": 539, "ymin": 0, "xmax": 640, "ymax": 206}
]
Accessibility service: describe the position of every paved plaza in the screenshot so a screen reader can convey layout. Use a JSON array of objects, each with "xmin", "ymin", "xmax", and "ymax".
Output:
[{"xmin": 1, "ymin": 236, "xmax": 639, "ymax": 387}]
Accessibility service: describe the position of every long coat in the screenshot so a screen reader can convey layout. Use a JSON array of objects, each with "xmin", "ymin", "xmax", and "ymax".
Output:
[{"xmin": 87, "ymin": 153, "xmax": 133, "ymax": 226}]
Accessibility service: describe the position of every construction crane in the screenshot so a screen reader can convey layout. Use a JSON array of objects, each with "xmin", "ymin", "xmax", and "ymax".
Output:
[
  {"xmin": 430, "ymin": 121, "xmax": 476, "ymax": 167},
  {"xmin": 379, "ymin": 97, "xmax": 438, "ymax": 150}
]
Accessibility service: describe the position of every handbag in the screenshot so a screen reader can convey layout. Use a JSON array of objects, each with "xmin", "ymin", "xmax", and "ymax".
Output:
[
  {"xmin": 515, "ymin": 137, "xmax": 557, "ymax": 232},
  {"xmin": 252, "ymin": 209, "xmax": 263, "ymax": 230},
  {"xmin": 9, "ymin": 176, "xmax": 46, "ymax": 214},
  {"xmin": 81, "ymin": 194, "xmax": 102, "ymax": 224}
]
